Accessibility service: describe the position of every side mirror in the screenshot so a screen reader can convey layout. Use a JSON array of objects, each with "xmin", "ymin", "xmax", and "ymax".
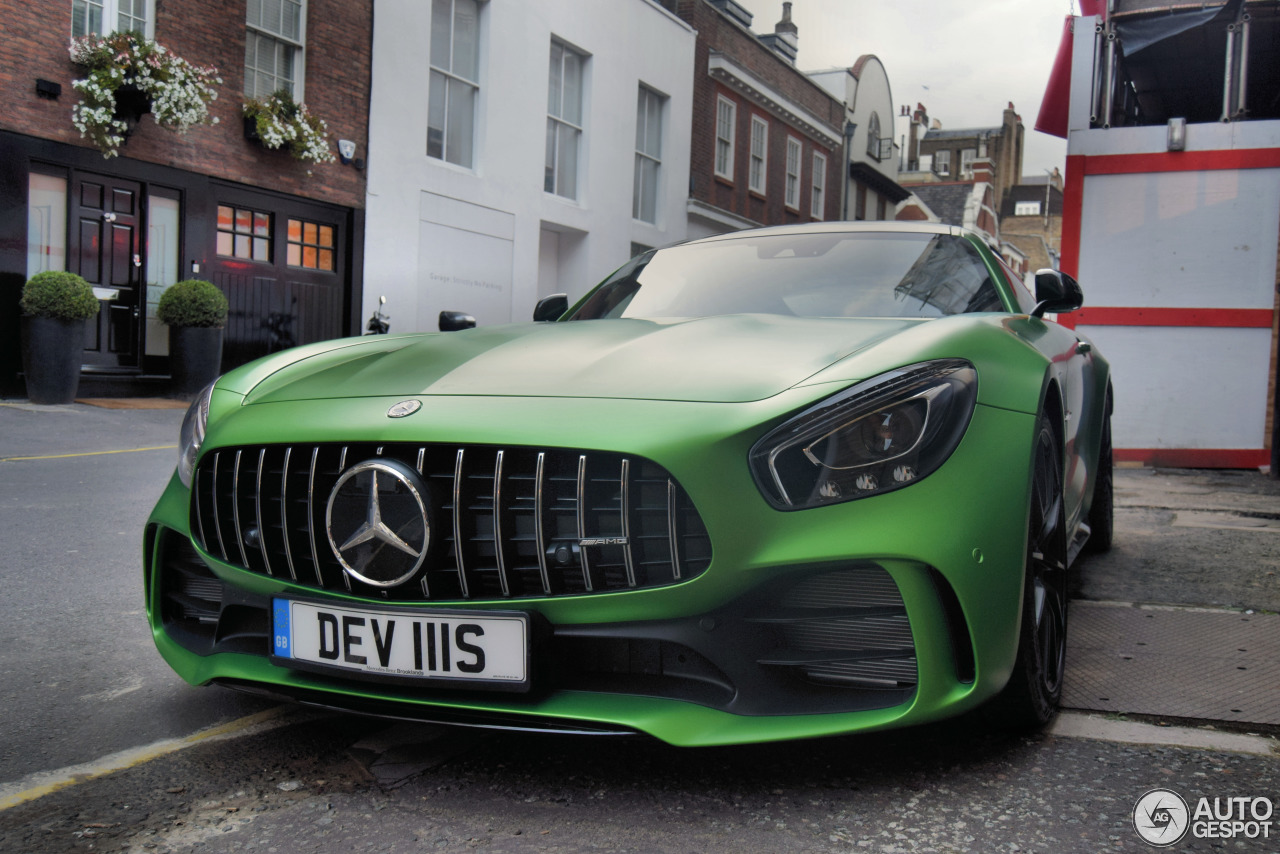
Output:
[
  {"xmin": 438, "ymin": 310, "xmax": 476, "ymax": 332},
  {"xmin": 1030, "ymin": 269, "xmax": 1083, "ymax": 318},
  {"xmin": 533, "ymin": 293, "xmax": 569, "ymax": 322}
]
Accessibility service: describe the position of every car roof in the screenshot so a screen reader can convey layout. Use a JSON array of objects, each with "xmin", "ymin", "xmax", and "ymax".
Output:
[{"xmin": 683, "ymin": 221, "xmax": 970, "ymax": 247}]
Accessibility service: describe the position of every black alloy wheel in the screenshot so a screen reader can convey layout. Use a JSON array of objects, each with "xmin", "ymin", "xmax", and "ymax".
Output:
[{"xmin": 990, "ymin": 414, "xmax": 1069, "ymax": 728}]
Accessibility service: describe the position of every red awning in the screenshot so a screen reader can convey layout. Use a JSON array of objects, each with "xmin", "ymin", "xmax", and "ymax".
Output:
[{"xmin": 1035, "ymin": 16, "xmax": 1075, "ymax": 139}]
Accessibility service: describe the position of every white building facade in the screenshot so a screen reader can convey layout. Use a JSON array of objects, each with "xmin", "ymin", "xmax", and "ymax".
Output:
[
  {"xmin": 808, "ymin": 55, "xmax": 908, "ymax": 223},
  {"xmin": 365, "ymin": 0, "xmax": 695, "ymax": 331}
]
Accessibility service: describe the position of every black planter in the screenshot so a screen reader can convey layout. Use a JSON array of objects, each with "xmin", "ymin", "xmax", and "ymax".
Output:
[
  {"xmin": 115, "ymin": 83, "xmax": 152, "ymax": 138},
  {"xmin": 20, "ymin": 315, "xmax": 88, "ymax": 405},
  {"xmin": 243, "ymin": 114, "xmax": 261, "ymax": 141},
  {"xmin": 169, "ymin": 326, "xmax": 223, "ymax": 399}
]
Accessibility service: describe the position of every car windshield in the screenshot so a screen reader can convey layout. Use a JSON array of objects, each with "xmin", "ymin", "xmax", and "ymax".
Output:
[{"xmin": 568, "ymin": 231, "xmax": 1004, "ymax": 321}]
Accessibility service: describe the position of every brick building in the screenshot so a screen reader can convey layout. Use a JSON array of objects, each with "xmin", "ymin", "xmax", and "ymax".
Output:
[
  {"xmin": 666, "ymin": 0, "xmax": 844, "ymax": 237},
  {"xmin": 999, "ymin": 173, "xmax": 1064, "ymax": 273},
  {"xmin": 1, "ymin": 0, "xmax": 370, "ymax": 396},
  {"xmin": 904, "ymin": 102, "xmax": 1025, "ymax": 211}
]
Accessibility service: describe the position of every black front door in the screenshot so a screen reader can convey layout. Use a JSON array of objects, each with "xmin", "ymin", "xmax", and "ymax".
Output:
[{"xmin": 71, "ymin": 174, "xmax": 143, "ymax": 369}]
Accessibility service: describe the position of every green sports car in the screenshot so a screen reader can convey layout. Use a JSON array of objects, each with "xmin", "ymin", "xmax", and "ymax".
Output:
[{"xmin": 145, "ymin": 222, "xmax": 1113, "ymax": 746}]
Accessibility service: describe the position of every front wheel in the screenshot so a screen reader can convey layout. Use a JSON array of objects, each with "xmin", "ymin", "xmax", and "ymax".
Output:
[{"xmin": 989, "ymin": 415, "xmax": 1069, "ymax": 729}]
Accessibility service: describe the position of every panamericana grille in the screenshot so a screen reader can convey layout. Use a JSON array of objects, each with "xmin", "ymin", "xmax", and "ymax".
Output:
[{"xmin": 191, "ymin": 443, "xmax": 711, "ymax": 601}]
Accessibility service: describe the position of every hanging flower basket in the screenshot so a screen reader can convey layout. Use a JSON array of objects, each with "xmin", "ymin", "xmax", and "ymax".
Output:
[
  {"xmin": 242, "ymin": 91, "xmax": 335, "ymax": 163},
  {"xmin": 69, "ymin": 32, "xmax": 221, "ymax": 159}
]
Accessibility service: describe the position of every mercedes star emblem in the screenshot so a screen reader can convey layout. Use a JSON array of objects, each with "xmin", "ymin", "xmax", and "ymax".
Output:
[
  {"xmin": 326, "ymin": 459, "xmax": 430, "ymax": 587},
  {"xmin": 387, "ymin": 399, "xmax": 422, "ymax": 418}
]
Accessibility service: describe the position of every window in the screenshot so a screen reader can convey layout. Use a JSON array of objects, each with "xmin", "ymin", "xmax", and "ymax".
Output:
[
  {"xmin": 960, "ymin": 148, "xmax": 976, "ymax": 179},
  {"xmin": 865, "ymin": 111, "xmax": 881, "ymax": 160},
  {"xmin": 72, "ymin": 0, "xmax": 151, "ymax": 38},
  {"xmin": 633, "ymin": 86, "xmax": 663, "ymax": 224},
  {"xmin": 811, "ymin": 152, "xmax": 826, "ymax": 219},
  {"xmin": 933, "ymin": 150, "xmax": 951, "ymax": 176},
  {"xmin": 546, "ymin": 40, "xmax": 586, "ymax": 199},
  {"xmin": 145, "ymin": 192, "xmax": 180, "ymax": 357},
  {"xmin": 784, "ymin": 137, "xmax": 801, "ymax": 209},
  {"xmin": 217, "ymin": 205, "xmax": 271, "ymax": 262},
  {"xmin": 1015, "ymin": 201, "xmax": 1042, "ymax": 216},
  {"xmin": 714, "ymin": 96, "xmax": 735, "ymax": 180},
  {"xmin": 287, "ymin": 218, "xmax": 336, "ymax": 271},
  {"xmin": 245, "ymin": 0, "xmax": 304, "ymax": 99},
  {"xmin": 27, "ymin": 173, "xmax": 67, "ymax": 278},
  {"xmin": 428, "ymin": 0, "xmax": 480, "ymax": 168},
  {"xmin": 748, "ymin": 116, "xmax": 768, "ymax": 195}
]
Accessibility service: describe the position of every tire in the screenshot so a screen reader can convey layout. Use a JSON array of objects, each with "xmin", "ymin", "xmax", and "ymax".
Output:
[
  {"xmin": 1084, "ymin": 397, "xmax": 1114, "ymax": 554},
  {"xmin": 989, "ymin": 414, "xmax": 1069, "ymax": 729}
]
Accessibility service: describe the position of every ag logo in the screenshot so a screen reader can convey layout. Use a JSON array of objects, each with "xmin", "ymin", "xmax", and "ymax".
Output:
[{"xmin": 1133, "ymin": 788, "xmax": 1190, "ymax": 847}]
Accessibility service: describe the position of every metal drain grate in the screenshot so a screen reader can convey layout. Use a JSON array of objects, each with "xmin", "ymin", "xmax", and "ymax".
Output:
[{"xmin": 1062, "ymin": 601, "xmax": 1280, "ymax": 726}]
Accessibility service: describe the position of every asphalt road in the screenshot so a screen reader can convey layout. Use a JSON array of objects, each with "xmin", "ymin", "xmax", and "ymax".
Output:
[
  {"xmin": 0, "ymin": 402, "xmax": 270, "ymax": 782},
  {"xmin": 1, "ymin": 402, "xmax": 1277, "ymax": 853}
]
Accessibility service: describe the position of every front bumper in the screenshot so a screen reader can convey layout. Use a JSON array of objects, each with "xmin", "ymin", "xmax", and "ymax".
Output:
[{"xmin": 145, "ymin": 398, "xmax": 1035, "ymax": 746}]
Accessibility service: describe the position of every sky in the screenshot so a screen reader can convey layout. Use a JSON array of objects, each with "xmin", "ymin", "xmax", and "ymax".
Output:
[{"xmin": 732, "ymin": 0, "xmax": 1075, "ymax": 177}]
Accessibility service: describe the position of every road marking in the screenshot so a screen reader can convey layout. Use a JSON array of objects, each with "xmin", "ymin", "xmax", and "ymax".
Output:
[
  {"xmin": 0, "ymin": 706, "xmax": 314, "ymax": 812},
  {"xmin": 1051, "ymin": 710, "xmax": 1278, "ymax": 757},
  {"xmin": 0, "ymin": 445, "xmax": 176, "ymax": 462}
]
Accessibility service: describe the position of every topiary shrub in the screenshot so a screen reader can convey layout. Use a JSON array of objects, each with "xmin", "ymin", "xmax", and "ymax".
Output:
[
  {"xmin": 157, "ymin": 279, "xmax": 228, "ymax": 328},
  {"xmin": 20, "ymin": 271, "xmax": 101, "ymax": 321}
]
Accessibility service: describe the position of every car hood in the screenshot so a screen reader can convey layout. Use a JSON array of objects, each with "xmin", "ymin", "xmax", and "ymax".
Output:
[{"xmin": 242, "ymin": 315, "xmax": 925, "ymax": 405}]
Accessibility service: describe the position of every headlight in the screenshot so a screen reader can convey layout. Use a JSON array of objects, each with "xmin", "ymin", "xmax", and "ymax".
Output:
[
  {"xmin": 750, "ymin": 360, "xmax": 977, "ymax": 509},
  {"xmin": 177, "ymin": 381, "xmax": 215, "ymax": 488}
]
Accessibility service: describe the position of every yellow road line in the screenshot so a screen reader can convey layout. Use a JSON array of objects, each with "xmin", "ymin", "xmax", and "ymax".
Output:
[
  {"xmin": 1, "ymin": 445, "xmax": 176, "ymax": 462},
  {"xmin": 0, "ymin": 706, "xmax": 310, "ymax": 811}
]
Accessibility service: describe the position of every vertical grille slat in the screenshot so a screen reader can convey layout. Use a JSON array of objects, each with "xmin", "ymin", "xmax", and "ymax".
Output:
[
  {"xmin": 534, "ymin": 452, "xmax": 552, "ymax": 594},
  {"xmin": 280, "ymin": 447, "xmax": 298, "ymax": 581},
  {"xmin": 620, "ymin": 459, "xmax": 636, "ymax": 588},
  {"xmin": 667, "ymin": 479, "xmax": 682, "ymax": 580},
  {"xmin": 576, "ymin": 455, "xmax": 593, "ymax": 592},
  {"xmin": 452, "ymin": 449, "xmax": 470, "ymax": 598},
  {"xmin": 307, "ymin": 446, "xmax": 324, "ymax": 586},
  {"xmin": 211, "ymin": 451, "xmax": 227, "ymax": 561},
  {"xmin": 232, "ymin": 450, "xmax": 251, "ymax": 569},
  {"xmin": 193, "ymin": 443, "xmax": 710, "ymax": 602},
  {"xmin": 492, "ymin": 451, "xmax": 510, "ymax": 596},
  {"xmin": 255, "ymin": 448, "xmax": 272, "ymax": 577}
]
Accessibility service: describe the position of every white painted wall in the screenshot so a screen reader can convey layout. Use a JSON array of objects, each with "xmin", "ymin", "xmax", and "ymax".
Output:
[
  {"xmin": 365, "ymin": 0, "xmax": 695, "ymax": 331},
  {"xmin": 809, "ymin": 56, "xmax": 900, "ymax": 220}
]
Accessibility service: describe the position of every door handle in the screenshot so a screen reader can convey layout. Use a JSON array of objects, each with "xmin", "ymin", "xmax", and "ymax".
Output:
[{"xmin": 102, "ymin": 212, "xmax": 117, "ymax": 223}]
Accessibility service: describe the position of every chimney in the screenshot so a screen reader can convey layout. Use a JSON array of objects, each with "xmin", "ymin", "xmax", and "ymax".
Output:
[
  {"xmin": 776, "ymin": 2, "xmax": 798, "ymax": 38},
  {"xmin": 759, "ymin": 2, "xmax": 799, "ymax": 64}
]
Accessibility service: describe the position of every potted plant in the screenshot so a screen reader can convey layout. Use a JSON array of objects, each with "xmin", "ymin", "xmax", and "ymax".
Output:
[
  {"xmin": 68, "ymin": 32, "xmax": 221, "ymax": 158},
  {"xmin": 242, "ymin": 91, "xmax": 336, "ymax": 163},
  {"xmin": 157, "ymin": 279, "xmax": 228, "ymax": 398},
  {"xmin": 19, "ymin": 271, "xmax": 101, "ymax": 405}
]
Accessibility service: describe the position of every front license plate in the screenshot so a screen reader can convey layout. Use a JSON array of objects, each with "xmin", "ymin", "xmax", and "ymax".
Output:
[{"xmin": 272, "ymin": 599, "xmax": 528, "ymax": 686}]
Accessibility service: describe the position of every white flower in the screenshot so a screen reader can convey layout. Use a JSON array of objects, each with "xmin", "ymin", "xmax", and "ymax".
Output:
[{"xmin": 68, "ymin": 33, "xmax": 220, "ymax": 158}]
